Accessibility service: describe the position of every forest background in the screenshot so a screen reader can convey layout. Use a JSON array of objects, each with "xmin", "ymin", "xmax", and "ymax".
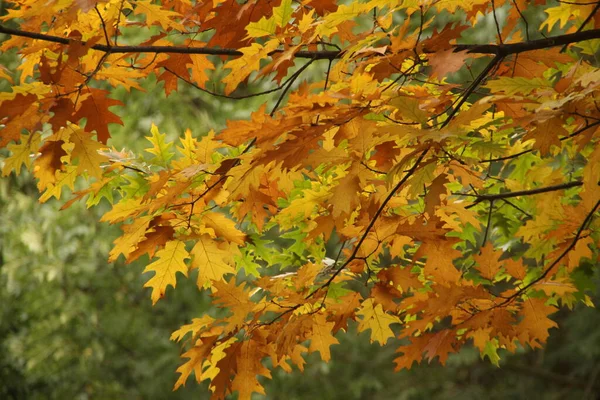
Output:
[{"xmin": 1, "ymin": 0, "xmax": 600, "ymax": 399}]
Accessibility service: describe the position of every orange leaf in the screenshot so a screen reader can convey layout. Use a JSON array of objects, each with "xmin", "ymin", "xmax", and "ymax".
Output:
[{"xmin": 73, "ymin": 89, "xmax": 123, "ymax": 144}]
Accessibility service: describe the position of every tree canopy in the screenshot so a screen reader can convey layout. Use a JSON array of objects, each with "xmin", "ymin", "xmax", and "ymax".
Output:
[{"xmin": 1, "ymin": 1, "xmax": 600, "ymax": 399}]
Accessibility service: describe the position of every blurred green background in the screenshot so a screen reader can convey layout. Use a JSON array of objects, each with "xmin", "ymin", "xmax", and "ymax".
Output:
[{"xmin": 2, "ymin": 2, "xmax": 600, "ymax": 399}]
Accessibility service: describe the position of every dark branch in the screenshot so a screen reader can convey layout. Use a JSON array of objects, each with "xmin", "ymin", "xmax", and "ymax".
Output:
[
  {"xmin": 480, "ymin": 120, "xmax": 600, "ymax": 163},
  {"xmin": 0, "ymin": 24, "xmax": 339, "ymax": 59},
  {"xmin": 457, "ymin": 180, "xmax": 583, "ymax": 207},
  {"xmin": 2, "ymin": 24, "xmax": 600, "ymax": 60},
  {"xmin": 441, "ymin": 54, "xmax": 503, "ymax": 128},
  {"xmin": 270, "ymin": 58, "xmax": 315, "ymax": 116},
  {"xmin": 454, "ymin": 28, "xmax": 600, "ymax": 55}
]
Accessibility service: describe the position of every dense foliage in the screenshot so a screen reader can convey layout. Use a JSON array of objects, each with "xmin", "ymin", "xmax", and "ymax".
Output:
[{"xmin": 1, "ymin": 1, "xmax": 600, "ymax": 399}]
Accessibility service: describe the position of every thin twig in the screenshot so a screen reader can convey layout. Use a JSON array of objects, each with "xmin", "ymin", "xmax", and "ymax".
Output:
[
  {"xmin": 94, "ymin": 6, "xmax": 111, "ymax": 45},
  {"xmin": 441, "ymin": 54, "xmax": 504, "ymax": 128},
  {"xmin": 495, "ymin": 198, "xmax": 600, "ymax": 307},
  {"xmin": 114, "ymin": 0, "xmax": 124, "ymax": 46},
  {"xmin": 511, "ymin": 0, "xmax": 530, "ymax": 41},
  {"xmin": 270, "ymin": 58, "xmax": 316, "ymax": 116},
  {"xmin": 457, "ymin": 180, "xmax": 583, "ymax": 208},
  {"xmin": 559, "ymin": 1, "xmax": 600, "ymax": 52},
  {"xmin": 501, "ymin": 198, "xmax": 532, "ymax": 218},
  {"xmin": 481, "ymin": 200, "xmax": 495, "ymax": 247},
  {"xmin": 480, "ymin": 120, "xmax": 600, "ymax": 163},
  {"xmin": 308, "ymin": 147, "xmax": 430, "ymax": 299},
  {"xmin": 491, "ymin": 0, "xmax": 503, "ymax": 44}
]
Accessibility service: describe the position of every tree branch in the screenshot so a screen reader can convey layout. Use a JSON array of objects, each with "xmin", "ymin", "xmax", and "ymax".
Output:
[
  {"xmin": 1, "ymin": 24, "xmax": 599, "ymax": 59},
  {"xmin": 309, "ymin": 147, "xmax": 431, "ymax": 297},
  {"xmin": 454, "ymin": 28, "xmax": 600, "ymax": 55},
  {"xmin": 0, "ymin": 24, "xmax": 339, "ymax": 59},
  {"xmin": 457, "ymin": 180, "xmax": 583, "ymax": 208},
  {"xmin": 441, "ymin": 54, "xmax": 503, "ymax": 128},
  {"xmin": 480, "ymin": 120, "xmax": 600, "ymax": 163}
]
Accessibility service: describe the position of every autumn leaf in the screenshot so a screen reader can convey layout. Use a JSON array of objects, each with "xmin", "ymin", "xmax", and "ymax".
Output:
[
  {"xmin": 201, "ymin": 212, "xmax": 247, "ymax": 245},
  {"xmin": 132, "ymin": 0, "xmax": 184, "ymax": 30},
  {"xmin": 109, "ymin": 215, "xmax": 154, "ymax": 262},
  {"xmin": 74, "ymin": 0, "xmax": 98, "ymax": 13},
  {"xmin": 73, "ymin": 89, "xmax": 123, "ymax": 144},
  {"xmin": 518, "ymin": 298, "xmax": 558, "ymax": 348},
  {"xmin": 69, "ymin": 127, "xmax": 107, "ymax": 178},
  {"xmin": 143, "ymin": 240, "xmax": 190, "ymax": 305},
  {"xmin": 356, "ymin": 298, "xmax": 401, "ymax": 345},
  {"xmin": 145, "ymin": 123, "xmax": 175, "ymax": 166},
  {"xmin": 33, "ymin": 140, "xmax": 68, "ymax": 191},
  {"xmin": 222, "ymin": 40, "xmax": 280, "ymax": 94},
  {"xmin": 429, "ymin": 49, "xmax": 471, "ymax": 79},
  {"xmin": 473, "ymin": 243, "xmax": 503, "ymax": 281},
  {"xmin": 191, "ymin": 234, "xmax": 236, "ymax": 289},
  {"xmin": 1, "ymin": 132, "xmax": 41, "ymax": 176},
  {"xmin": 0, "ymin": 93, "xmax": 40, "ymax": 146},
  {"xmin": 308, "ymin": 313, "xmax": 339, "ymax": 362},
  {"xmin": 100, "ymin": 198, "xmax": 146, "ymax": 224}
]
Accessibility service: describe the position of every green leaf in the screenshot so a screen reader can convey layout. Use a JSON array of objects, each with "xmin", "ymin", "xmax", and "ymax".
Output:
[
  {"xmin": 273, "ymin": 0, "xmax": 293, "ymax": 27},
  {"xmin": 145, "ymin": 123, "xmax": 174, "ymax": 167},
  {"xmin": 485, "ymin": 76, "xmax": 552, "ymax": 96}
]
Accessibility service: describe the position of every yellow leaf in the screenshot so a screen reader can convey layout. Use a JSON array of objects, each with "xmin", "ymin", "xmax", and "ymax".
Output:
[
  {"xmin": 246, "ymin": 16, "xmax": 277, "ymax": 38},
  {"xmin": 485, "ymin": 76, "xmax": 552, "ymax": 96},
  {"xmin": 278, "ymin": 185, "xmax": 332, "ymax": 223},
  {"xmin": 172, "ymin": 129, "xmax": 198, "ymax": 170},
  {"xmin": 109, "ymin": 215, "xmax": 154, "ymax": 262},
  {"xmin": 391, "ymin": 95, "xmax": 428, "ymax": 124},
  {"xmin": 96, "ymin": 66, "xmax": 145, "ymax": 92},
  {"xmin": 201, "ymin": 211, "xmax": 247, "ymax": 245},
  {"xmin": 356, "ymin": 298, "xmax": 401, "ymax": 345},
  {"xmin": 143, "ymin": 240, "xmax": 190, "ymax": 305},
  {"xmin": 191, "ymin": 234, "xmax": 236, "ymax": 289},
  {"xmin": 100, "ymin": 198, "xmax": 145, "ymax": 223},
  {"xmin": 308, "ymin": 313, "xmax": 339, "ymax": 362},
  {"xmin": 70, "ymin": 128, "xmax": 107, "ymax": 178},
  {"xmin": 132, "ymin": 0, "xmax": 183, "ymax": 30},
  {"xmin": 532, "ymin": 277, "xmax": 578, "ymax": 296},
  {"xmin": 39, "ymin": 165, "xmax": 78, "ymax": 203},
  {"xmin": 0, "ymin": 64, "xmax": 14, "ymax": 83},
  {"xmin": 1, "ymin": 132, "xmax": 41, "ymax": 176},
  {"xmin": 317, "ymin": 3, "xmax": 363, "ymax": 37},
  {"xmin": 245, "ymin": 0, "xmax": 293, "ymax": 38},
  {"xmin": 195, "ymin": 130, "xmax": 221, "ymax": 164},
  {"xmin": 145, "ymin": 123, "xmax": 175, "ymax": 166},
  {"xmin": 188, "ymin": 54, "xmax": 215, "ymax": 88},
  {"xmin": 222, "ymin": 40, "xmax": 279, "ymax": 94},
  {"xmin": 170, "ymin": 315, "xmax": 216, "ymax": 342},
  {"xmin": 541, "ymin": 4, "xmax": 579, "ymax": 31},
  {"xmin": 273, "ymin": 0, "xmax": 293, "ymax": 28}
]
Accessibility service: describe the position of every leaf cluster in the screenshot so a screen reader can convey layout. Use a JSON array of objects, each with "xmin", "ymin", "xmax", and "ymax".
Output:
[{"xmin": 1, "ymin": 1, "xmax": 600, "ymax": 398}]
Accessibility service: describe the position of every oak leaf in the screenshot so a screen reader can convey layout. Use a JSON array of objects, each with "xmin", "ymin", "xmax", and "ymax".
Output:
[
  {"xmin": 357, "ymin": 298, "xmax": 401, "ymax": 345},
  {"xmin": 143, "ymin": 240, "xmax": 190, "ymax": 305}
]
